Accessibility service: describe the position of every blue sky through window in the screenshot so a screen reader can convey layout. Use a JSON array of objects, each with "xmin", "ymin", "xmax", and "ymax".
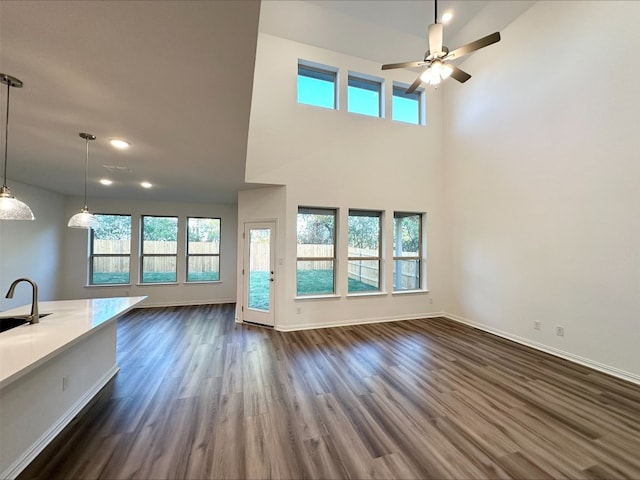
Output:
[
  {"xmin": 298, "ymin": 66, "xmax": 335, "ymax": 109},
  {"xmin": 392, "ymin": 86, "xmax": 421, "ymax": 125},
  {"xmin": 298, "ymin": 64, "xmax": 422, "ymax": 124},
  {"xmin": 348, "ymin": 77, "xmax": 380, "ymax": 117}
]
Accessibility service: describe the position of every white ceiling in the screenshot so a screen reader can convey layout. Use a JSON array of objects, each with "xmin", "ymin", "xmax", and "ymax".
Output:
[{"xmin": 0, "ymin": 0, "xmax": 532, "ymax": 205}]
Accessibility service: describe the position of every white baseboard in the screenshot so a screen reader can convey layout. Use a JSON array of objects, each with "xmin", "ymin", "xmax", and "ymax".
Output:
[
  {"xmin": 2, "ymin": 365, "xmax": 119, "ymax": 480},
  {"xmin": 444, "ymin": 313, "xmax": 640, "ymax": 386},
  {"xmin": 275, "ymin": 312, "xmax": 446, "ymax": 332}
]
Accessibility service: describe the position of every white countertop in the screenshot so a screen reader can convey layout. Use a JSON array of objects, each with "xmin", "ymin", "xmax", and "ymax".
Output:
[{"xmin": 0, "ymin": 296, "xmax": 147, "ymax": 388}]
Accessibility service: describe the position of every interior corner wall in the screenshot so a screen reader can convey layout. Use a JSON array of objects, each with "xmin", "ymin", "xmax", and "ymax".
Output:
[
  {"xmin": 443, "ymin": 1, "xmax": 640, "ymax": 380},
  {"xmin": 59, "ymin": 197, "xmax": 237, "ymax": 307},
  {"xmin": 244, "ymin": 33, "xmax": 449, "ymax": 330},
  {"xmin": 0, "ymin": 180, "xmax": 65, "ymax": 311}
]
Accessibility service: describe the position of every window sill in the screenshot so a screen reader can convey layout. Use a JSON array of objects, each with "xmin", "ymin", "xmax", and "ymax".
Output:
[
  {"xmin": 135, "ymin": 282, "xmax": 179, "ymax": 287},
  {"xmin": 392, "ymin": 289, "xmax": 429, "ymax": 295},
  {"xmin": 85, "ymin": 283, "xmax": 132, "ymax": 288},
  {"xmin": 346, "ymin": 291, "xmax": 388, "ymax": 298},
  {"xmin": 294, "ymin": 294, "xmax": 341, "ymax": 301},
  {"xmin": 183, "ymin": 281, "xmax": 222, "ymax": 285}
]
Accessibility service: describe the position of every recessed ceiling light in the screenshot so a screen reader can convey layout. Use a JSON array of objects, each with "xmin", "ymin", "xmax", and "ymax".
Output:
[
  {"xmin": 140, "ymin": 181, "xmax": 152, "ymax": 189},
  {"xmin": 99, "ymin": 179, "xmax": 113, "ymax": 186},
  {"xmin": 109, "ymin": 138, "xmax": 130, "ymax": 150},
  {"xmin": 441, "ymin": 11, "xmax": 454, "ymax": 24}
]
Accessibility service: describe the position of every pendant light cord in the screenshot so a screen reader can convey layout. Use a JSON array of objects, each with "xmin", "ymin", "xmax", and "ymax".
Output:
[
  {"xmin": 2, "ymin": 79, "xmax": 10, "ymax": 189},
  {"xmin": 434, "ymin": 0, "xmax": 438, "ymax": 24},
  {"xmin": 83, "ymin": 137, "xmax": 89, "ymax": 209}
]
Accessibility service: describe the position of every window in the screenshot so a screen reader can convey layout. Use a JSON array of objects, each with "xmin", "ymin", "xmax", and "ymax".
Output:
[
  {"xmin": 393, "ymin": 212, "xmax": 423, "ymax": 291},
  {"xmin": 348, "ymin": 74, "xmax": 382, "ymax": 117},
  {"xmin": 392, "ymin": 84, "xmax": 423, "ymax": 125},
  {"xmin": 89, "ymin": 214, "xmax": 131, "ymax": 285},
  {"xmin": 186, "ymin": 217, "xmax": 221, "ymax": 282},
  {"xmin": 297, "ymin": 207, "xmax": 336, "ymax": 295},
  {"xmin": 348, "ymin": 210, "xmax": 382, "ymax": 292},
  {"xmin": 297, "ymin": 63, "xmax": 337, "ymax": 109},
  {"xmin": 141, "ymin": 215, "xmax": 178, "ymax": 283}
]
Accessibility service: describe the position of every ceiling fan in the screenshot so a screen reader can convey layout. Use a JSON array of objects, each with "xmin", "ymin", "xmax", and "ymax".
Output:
[{"xmin": 381, "ymin": 0, "xmax": 501, "ymax": 93}]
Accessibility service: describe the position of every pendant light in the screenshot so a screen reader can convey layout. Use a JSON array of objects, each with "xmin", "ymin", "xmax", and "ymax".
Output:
[
  {"xmin": 68, "ymin": 132, "xmax": 99, "ymax": 229},
  {"xmin": 0, "ymin": 73, "xmax": 34, "ymax": 221}
]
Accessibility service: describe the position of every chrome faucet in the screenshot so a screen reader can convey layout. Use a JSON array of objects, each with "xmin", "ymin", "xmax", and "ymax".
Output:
[{"xmin": 5, "ymin": 278, "xmax": 40, "ymax": 324}]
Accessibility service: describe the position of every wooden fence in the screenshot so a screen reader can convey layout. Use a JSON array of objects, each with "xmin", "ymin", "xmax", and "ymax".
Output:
[
  {"xmin": 94, "ymin": 241, "xmax": 418, "ymax": 286},
  {"xmin": 93, "ymin": 240, "xmax": 219, "ymax": 273}
]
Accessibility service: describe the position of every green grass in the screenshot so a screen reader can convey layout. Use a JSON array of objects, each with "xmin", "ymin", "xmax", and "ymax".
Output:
[
  {"xmin": 246, "ymin": 269, "xmax": 377, "ymax": 311},
  {"xmin": 93, "ymin": 269, "xmax": 375, "ymax": 311},
  {"xmin": 92, "ymin": 272, "xmax": 130, "ymax": 284},
  {"xmin": 92, "ymin": 271, "xmax": 219, "ymax": 284}
]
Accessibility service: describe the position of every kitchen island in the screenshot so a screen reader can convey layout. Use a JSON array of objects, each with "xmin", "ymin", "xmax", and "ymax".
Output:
[{"xmin": 0, "ymin": 296, "xmax": 146, "ymax": 479}]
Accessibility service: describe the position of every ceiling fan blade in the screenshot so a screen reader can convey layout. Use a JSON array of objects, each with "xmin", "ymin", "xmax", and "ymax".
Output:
[
  {"xmin": 406, "ymin": 74, "xmax": 423, "ymax": 94},
  {"xmin": 449, "ymin": 65, "xmax": 471, "ymax": 83},
  {"xmin": 428, "ymin": 23, "xmax": 443, "ymax": 56},
  {"xmin": 382, "ymin": 60, "xmax": 424, "ymax": 70},
  {"xmin": 447, "ymin": 32, "xmax": 501, "ymax": 60}
]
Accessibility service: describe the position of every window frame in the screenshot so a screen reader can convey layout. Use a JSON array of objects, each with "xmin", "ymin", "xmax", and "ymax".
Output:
[
  {"xmin": 392, "ymin": 82, "xmax": 425, "ymax": 125},
  {"xmin": 296, "ymin": 206, "xmax": 338, "ymax": 296},
  {"xmin": 140, "ymin": 214, "xmax": 179, "ymax": 284},
  {"xmin": 89, "ymin": 213, "xmax": 132, "ymax": 286},
  {"xmin": 297, "ymin": 61, "xmax": 338, "ymax": 110},
  {"xmin": 347, "ymin": 209, "xmax": 383, "ymax": 293},
  {"xmin": 186, "ymin": 216, "xmax": 221, "ymax": 283},
  {"xmin": 347, "ymin": 73, "xmax": 383, "ymax": 118},
  {"xmin": 393, "ymin": 212, "xmax": 424, "ymax": 292}
]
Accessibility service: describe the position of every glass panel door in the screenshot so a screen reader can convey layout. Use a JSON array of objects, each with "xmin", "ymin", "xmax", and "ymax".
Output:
[
  {"xmin": 243, "ymin": 222, "xmax": 276, "ymax": 326},
  {"xmin": 248, "ymin": 228, "xmax": 271, "ymax": 311}
]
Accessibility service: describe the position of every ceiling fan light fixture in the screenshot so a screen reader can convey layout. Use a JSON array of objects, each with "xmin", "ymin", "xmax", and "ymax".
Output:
[
  {"xmin": 68, "ymin": 132, "xmax": 99, "ymax": 229},
  {"xmin": 420, "ymin": 68, "xmax": 432, "ymax": 84},
  {"xmin": 0, "ymin": 73, "xmax": 34, "ymax": 221},
  {"xmin": 441, "ymin": 63, "xmax": 454, "ymax": 80}
]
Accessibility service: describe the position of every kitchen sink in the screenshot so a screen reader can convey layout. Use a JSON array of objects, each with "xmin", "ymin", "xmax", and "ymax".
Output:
[{"xmin": 0, "ymin": 313, "xmax": 52, "ymax": 333}]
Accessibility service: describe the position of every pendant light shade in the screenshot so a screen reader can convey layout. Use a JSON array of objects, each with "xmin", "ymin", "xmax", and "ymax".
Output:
[
  {"xmin": 0, "ymin": 73, "xmax": 34, "ymax": 221},
  {"xmin": 68, "ymin": 132, "xmax": 99, "ymax": 229},
  {"xmin": 67, "ymin": 205, "xmax": 99, "ymax": 229}
]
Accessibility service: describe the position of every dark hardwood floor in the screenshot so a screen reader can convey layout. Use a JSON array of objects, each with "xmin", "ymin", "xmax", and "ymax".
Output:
[{"xmin": 18, "ymin": 304, "xmax": 640, "ymax": 479}]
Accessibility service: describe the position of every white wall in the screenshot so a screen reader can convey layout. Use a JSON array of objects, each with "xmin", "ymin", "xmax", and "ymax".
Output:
[
  {"xmin": 0, "ymin": 181, "xmax": 65, "ymax": 311},
  {"xmin": 444, "ymin": 1, "xmax": 640, "ymax": 380},
  {"xmin": 244, "ymin": 33, "xmax": 449, "ymax": 329},
  {"xmin": 60, "ymin": 197, "xmax": 237, "ymax": 307}
]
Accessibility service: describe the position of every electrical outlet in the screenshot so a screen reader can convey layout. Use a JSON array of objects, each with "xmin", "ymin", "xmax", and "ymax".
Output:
[
  {"xmin": 556, "ymin": 326, "xmax": 565, "ymax": 337},
  {"xmin": 534, "ymin": 321, "xmax": 541, "ymax": 330},
  {"xmin": 62, "ymin": 375, "xmax": 70, "ymax": 392},
  {"xmin": 296, "ymin": 307, "xmax": 302, "ymax": 315},
  {"xmin": 429, "ymin": 298, "xmax": 433, "ymax": 304}
]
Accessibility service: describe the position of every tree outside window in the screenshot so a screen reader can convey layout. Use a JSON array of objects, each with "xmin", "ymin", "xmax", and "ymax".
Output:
[
  {"xmin": 296, "ymin": 207, "xmax": 336, "ymax": 295},
  {"xmin": 90, "ymin": 214, "xmax": 131, "ymax": 285},
  {"xmin": 187, "ymin": 217, "xmax": 220, "ymax": 282},
  {"xmin": 348, "ymin": 210, "xmax": 382, "ymax": 292},
  {"xmin": 393, "ymin": 212, "xmax": 423, "ymax": 291},
  {"xmin": 141, "ymin": 216, "xmax": 178, "ymax": 283}
]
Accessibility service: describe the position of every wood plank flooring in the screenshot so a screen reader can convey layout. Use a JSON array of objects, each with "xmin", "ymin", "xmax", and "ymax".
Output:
[{"xmin": 18, "ymin": 304, "xmax": 640, "ymax": 479}]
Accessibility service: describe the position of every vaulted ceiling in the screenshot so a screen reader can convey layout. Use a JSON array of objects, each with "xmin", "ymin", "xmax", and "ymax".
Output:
[{"xmin": 0, "ymin": 0, "xmax": 532, "ymax": 204}]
